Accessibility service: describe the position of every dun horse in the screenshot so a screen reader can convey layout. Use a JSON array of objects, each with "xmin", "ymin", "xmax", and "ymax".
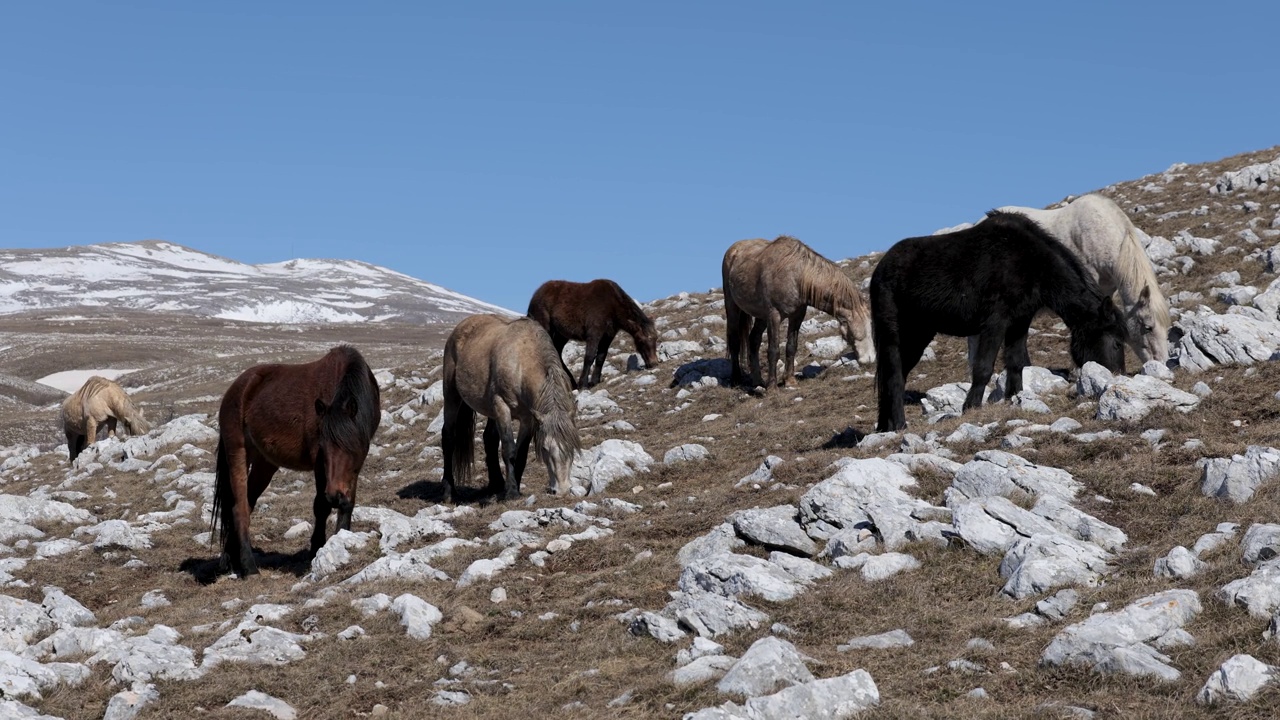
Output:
[
  {"xmin": 526, "ymin": 279, "xmax": 659, "ymax": 389},
  {"xmin": 872, "ymin": 211, "xmax": 1128, "ymax": 432},
  {"xmin": 722, "ymin": 236, "xmax": 875, "ymax": 390},
  {"xmin": 211, "ymin": 346, "xmax": 380, "ymax": 577},
  {"xmin": 61, "ymin": 376, "xmax": 150, "ymax": 463},
  {"xmin": 442, "ymin": 314, "xmax": 581, "ymax": 502},
  {"xmin": 987, "ymin": 194, "xmax": 1170, "ymax": 363}
]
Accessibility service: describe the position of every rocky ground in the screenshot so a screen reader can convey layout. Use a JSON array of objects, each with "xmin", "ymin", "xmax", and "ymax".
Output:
[{"xmin": 1, "ymin": 147, "xmax": 1279, "ymax": 719}]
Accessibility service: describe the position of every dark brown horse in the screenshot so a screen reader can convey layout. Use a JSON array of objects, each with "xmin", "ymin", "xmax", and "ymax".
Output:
[
  {"xmin": 526, "ymin": 279, "xmax": 659, "ymax": 389},
  {"xmin": 210, "ymin": 346, "xmax": 381, "ymax": 577}
]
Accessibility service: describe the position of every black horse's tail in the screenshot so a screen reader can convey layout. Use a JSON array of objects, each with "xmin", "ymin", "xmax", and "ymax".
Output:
[{"xmin": 210, "ymin": 437, "xmax": 234, "ymax": 549}]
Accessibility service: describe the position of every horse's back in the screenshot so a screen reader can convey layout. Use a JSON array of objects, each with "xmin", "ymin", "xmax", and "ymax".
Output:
[{"xmin": 447, "ymin": 314, "xmax": 562, "ymax": 415}]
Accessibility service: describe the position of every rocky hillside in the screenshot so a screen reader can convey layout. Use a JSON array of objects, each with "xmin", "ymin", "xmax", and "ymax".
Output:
[
  {"xmin": 0, "ymin": 239, "xmax": 513, "ymax": 324},
  {"xmin": 0, "ymin": 147, "xmax": 1279, "ymax": 719}
]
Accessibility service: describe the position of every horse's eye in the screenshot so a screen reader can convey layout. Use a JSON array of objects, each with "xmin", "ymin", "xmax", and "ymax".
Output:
[{"xmin": 1143, "ymin": 325, "xmax": 1154, "ymax": 334}]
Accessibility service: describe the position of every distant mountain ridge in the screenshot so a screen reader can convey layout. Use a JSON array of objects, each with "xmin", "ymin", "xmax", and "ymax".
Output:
[{"xmin": 0, "ymin": 240, "xmax": 514, "ymax": 324}]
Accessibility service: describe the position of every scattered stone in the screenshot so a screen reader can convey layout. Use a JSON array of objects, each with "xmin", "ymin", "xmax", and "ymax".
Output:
[
  {"xmin": 226, "ymin": 690, "xmax": 297, "ymax": 720},
  {"xmin": 1154, "ymin": 546, "xmax": 1206, "ymax": 579},
  {"xmin": 389, "ymin": 594, "xmax": 443, "ymax": 640},
  {"xmin": 1197, "ymin": 654, "xmax": 1279, "ymax": 705},
  {"xmin": 665, "ymin": 444, "xmax": 710, "ymax": 464},
  {"xmin": 1042, "ymin": 589, "xmax": 1202, "ymax": 681},
  {"xmin": 731, "ymin": 506, "xmax": 816, "ymax": 556},
  {"xmin": 716, "ymin": 636, "xmax": 815, "ymax": 698},
  {"xmin": 837, "ymin": 629, "xmax": 914, "ymax": 652}
]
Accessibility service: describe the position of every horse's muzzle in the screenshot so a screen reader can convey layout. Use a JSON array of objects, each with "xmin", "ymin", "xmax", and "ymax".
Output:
[{"xmin": 326, "ymin": 492, "xmax": 354, "ymax": 512}]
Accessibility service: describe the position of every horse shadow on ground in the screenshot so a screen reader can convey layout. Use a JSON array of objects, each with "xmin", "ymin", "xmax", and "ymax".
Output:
[
  {"xmin": 179, "ymin": 548, "xmax": 311, "ymax": 585},
  {"xmin": 670, "ymin": 358, "xmax": 732, "ymax": 388},
  {"xmin": 821, "ymin": 390, "xmax": 925, "ymax": 449},
  {"xmin": 397, "ymin": 478, "xmax": 502, "ymax": 506}
]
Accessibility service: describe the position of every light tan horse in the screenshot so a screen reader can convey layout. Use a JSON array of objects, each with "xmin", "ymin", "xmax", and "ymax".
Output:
[
  {"xmin": 722, "ymin": 235, "xmax": 875, "ymax": 389},
  {"xmin": 442, "ymin": 314, "xmax": 581, "ymax": 503},
  {"xmin": 61, "ymin": 376, "xmax": 150, "ymax": 462},
  {"xmin": 993, "ymin": 194, "xmax": 1171, "ymax": 363}
]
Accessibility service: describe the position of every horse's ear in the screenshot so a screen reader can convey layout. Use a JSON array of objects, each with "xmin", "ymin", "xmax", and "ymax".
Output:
[
  {"xmin": 1137, "ymin": 285, "xmax": 1151, "ymax": 306},
  {"xmin": 344, "ymin": 397, "xmax": 358, "ymax": 418},
  {"xmin": 315, "ymin": 398, "xmax": 328, "ymax": 416}
]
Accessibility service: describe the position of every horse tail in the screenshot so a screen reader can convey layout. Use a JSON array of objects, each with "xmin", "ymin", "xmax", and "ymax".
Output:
[
  {"xmin": 446, "ymin": 401, "xmax": 476, "ymax": 485},
  {"xmin": 210, "ymin": 437, "xmax": 233, "ymax": 548},
  {"xmin": 869, "ymin": 264, "xmax": 905, "ymax": 431}
]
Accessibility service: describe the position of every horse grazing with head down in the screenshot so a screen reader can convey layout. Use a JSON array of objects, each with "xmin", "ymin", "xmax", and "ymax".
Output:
[
  {"xmin": 211, "ymin": 346, "xmax": 380, "ymax": 577},
  {"xmin": 61, "ymin": 376, "xmax": 150, "ymax": 463},
  {"xmin": 442, "ymin": 314, "xmax": 581, "ymax": 503},
  {"xmin": 990, "ymin": 194, "xmax": 1170, "ymax": 363},
  {"xmin": 872, "ymin": 211, "xmax": 1128, "ymax": 432},
  {"xmin": 722, "ymin": 236, "xmax": 875, "ymax": 390},
  {"xmin": 526, "ymin": 279, "xmax": 659, "ymax": 389}
]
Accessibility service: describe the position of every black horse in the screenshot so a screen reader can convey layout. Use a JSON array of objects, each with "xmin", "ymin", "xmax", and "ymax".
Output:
[{"xmin": 870, "ymin": 211, "xmax": 1128, "ymax": 432}]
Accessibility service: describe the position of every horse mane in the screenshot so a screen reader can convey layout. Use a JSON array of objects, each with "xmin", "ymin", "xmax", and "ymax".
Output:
[
  {"xmin": 320, "ymin": 346, "xmax": 380, "ymax": 455},
  {"xmin": 1115, "ymin": 224, "xmax": 1170, "ymax": 327},
  {"xmin": 983, "ymin": 210, "xmax": 1115, "ymax": 321},
  {"xmin": 771, "ymin": 236, "xmax": 866, "ymax": 319},
  {"xmin": 529, "ymin": 322, "xmax": 582, "ymax": 464},
  {"xmin": 602, "ymin": 279, "xmax": 654, "ymax": 335}
]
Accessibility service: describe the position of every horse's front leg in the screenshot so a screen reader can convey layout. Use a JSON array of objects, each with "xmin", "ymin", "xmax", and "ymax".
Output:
[
  {"xmin": 964, "ymin": 329, "xmax": 1003, "ymax": 411},
  {"xmin": 85, "ymin": 418, "xmax": 98, "ymax": 445},
  {"xmin": 514, "ymin": 423, "xmax": 536, "ymax": 493},
  {"xmin": 310, "ymin": 490, "xmax": 332, "ymax": 560},
  {"xmin": 105, "ymin": 417, "xmax": 118, "ymax": 439},
  {"xmin": 782, "ymin": 310, "xmax": 805, "ymax": 387}
]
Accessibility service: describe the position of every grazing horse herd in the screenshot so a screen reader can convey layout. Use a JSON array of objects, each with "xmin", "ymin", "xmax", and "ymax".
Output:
[{"xmin": 57, "ymin": 194, "xmax": 1167, "ymax": 578}]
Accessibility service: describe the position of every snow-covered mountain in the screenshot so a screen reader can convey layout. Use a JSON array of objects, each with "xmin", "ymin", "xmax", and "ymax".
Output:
[{"xmin": 0, "ymin": 240, "xmax": 514, "ymax": 324}]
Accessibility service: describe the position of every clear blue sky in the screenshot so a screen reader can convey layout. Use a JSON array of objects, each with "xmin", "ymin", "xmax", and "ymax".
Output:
[{"xmin": 2, "ymin": 2, "xmax": 1276, "ymax": 312}]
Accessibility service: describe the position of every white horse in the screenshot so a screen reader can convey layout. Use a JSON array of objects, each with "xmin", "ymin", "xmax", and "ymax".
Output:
[{"xmin": 967, "ymin": 194, "xmax": 1169, "ymax": 367}]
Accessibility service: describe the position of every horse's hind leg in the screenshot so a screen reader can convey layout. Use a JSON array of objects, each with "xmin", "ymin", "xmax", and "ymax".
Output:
[
  {"xmin": 483, "ymin": 418, "xmax": 505, "ymax": 496},
  {"xmin": 764, "ymin": 310, "xmax": 784, "ymax": 388},
  {"xmin": 725, "ymin": 301, "xmax": 745, "ymax": 386},
  {"xmin": 747, "ymin": 317, "xmax": 766, "ymax": 388},
  {"xmin": 578, "ymin": 331, "xmax": 600, "ymax": 389},
  {"xmin": 1001, "ymin": 325, "xmax": 1031, "ymax": 400},
  {"xmin": 591, "ymin": 332, "xmax": 615, "ymax": 386},
  {"xmin": 224, "ymin": 441, "xmax": 259, "ymax": 576},
  {"xmin": 964, "ymin": 328, "xmax": 1004, "ymax": 411}
]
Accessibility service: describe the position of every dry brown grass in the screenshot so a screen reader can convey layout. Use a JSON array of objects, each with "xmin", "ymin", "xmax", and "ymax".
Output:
[{"xmin": 5, "ymin": 146, "xmax": 1280, "ymax": 718}]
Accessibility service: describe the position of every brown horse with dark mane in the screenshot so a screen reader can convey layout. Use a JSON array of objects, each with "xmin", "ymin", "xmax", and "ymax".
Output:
[
  {"xmin": 526, "ymin": 279, "xmax": 659, "ymax": 389},
  {"xmin": 210, "ymin": 346, "xmax": 381, "ymax": 577}
]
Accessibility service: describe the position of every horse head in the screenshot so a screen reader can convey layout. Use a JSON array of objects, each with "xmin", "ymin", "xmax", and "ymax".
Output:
[
  {"xmin": 315, "ymin": 396, "xmax": 368, "ymax": 512},
  {"xmin": 836, "ymin": 305, "xmax": 877, "ymax": 365},
  {"xmin": 1127, "ymin": 285, "xmax": 1170, "ymax": 365},
  {"xmin": 634, "ymin": 322, "xmax": 661, "ymax": 370},
  {"xmin": 1071, "ymin": 297, "xmax": 1128, "ymax": 374},
  {"xmin": 534, "ymin": 410, "xmax": 581, "ymax": 497},
  {"xmin": 125, "ymin": 406, "xmax": 150, "ymax": 436}
]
